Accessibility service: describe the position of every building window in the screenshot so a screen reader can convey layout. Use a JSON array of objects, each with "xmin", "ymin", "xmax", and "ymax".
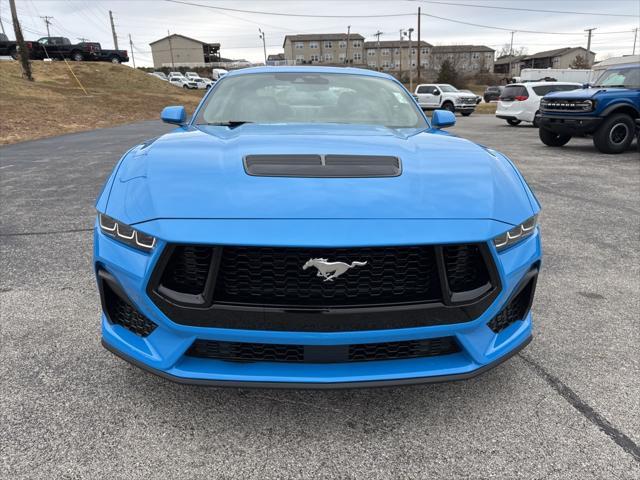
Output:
[
  {"xmin": 295, "ymin": 54, "xmax": 304, "ymax": 64},
  {"xmin": 353, "ymin": 52, "xmax": 362, "ymax": 60},
  {"xmin": 395, "ymin": 61, "xmax": 400, "ymax": 69},
  {"xmin": 309, "ymin": 42, "xmax": 319, "ymax": 49},
  {"xmin": 411, "ymin": 48, "xmax": 416, "ymax": 55},
  {"xmin": 421, "ymin": 48, "xmax": 428, "ymax": 55},
  {"xmin": 324, "ymin": 53, "xmax": 333, "ymax": 61},
  {"xmin": 421, "ymin": 59, "xmax": 429, "ymax": 67},
  {"xmin": 367, "ymin": 49, "xmax": 376, "ymax": 57},
  {"xmin": 381, "ymin": 48, "xmax": 390, "ymax": 56},
  {"xmin": 394, "ymin": 48, "xmax": 399, "ymax": 55},
  {"xmin": 324, "ymin": 41, "xmax": 332, "ymax": 48},
  {"xmin": 310, "ymin": 54, "xmax": 320, "ymax": 62},
  {"xmin": 368, "ymin": 61, "xmax": 376, "ymax": 67},
  {"xmin": 382, "ymin": 60, "xmax": 391, "ymax": 68},
  {"xmin": 353, "ymin": 41, "xmax": 361, "ymax": 48},
  {"xmin": 472, "ymin": 52, "xmax": 479, "ymax": 59},
  {"xmin": 295, "ymin": 42, "xmax": 304, "ymax": 49},
  {"xmin": 339, "ymin": 41, "xmax": 347, "ymax": 48},
  {"xmin": 339, "ymin": 52, "xmax": 346, "ymax": 61}
]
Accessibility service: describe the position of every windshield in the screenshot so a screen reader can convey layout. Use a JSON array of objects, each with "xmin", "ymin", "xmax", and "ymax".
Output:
[
  {"xmin": 439, "ymin": 85, "xmax": 458, "ymax": 92},
  {"xmin": 593, "ymin": 66, "xmax": 640, "ymax": 88},
  {"xmin": 195, "ymin": 72, "xmax": 427, "ymax": 128}
]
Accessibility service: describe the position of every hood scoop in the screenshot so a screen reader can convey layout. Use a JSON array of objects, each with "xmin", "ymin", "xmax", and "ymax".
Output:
[{"xmin": 243, "ymin": 154, "xmax": 401, "ymax": 178}]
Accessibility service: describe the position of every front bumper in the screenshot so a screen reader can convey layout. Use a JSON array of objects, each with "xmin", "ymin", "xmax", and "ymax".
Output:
[
  {"xmin": 538, "ymin": 115, "xmax": 602, "ymax": 135},
  {"xmin": 95, "ymin": 218, "xmax": 541, "ymax": 388}
]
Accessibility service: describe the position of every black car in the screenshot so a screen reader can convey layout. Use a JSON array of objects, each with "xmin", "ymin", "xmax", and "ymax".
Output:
[{"xmin": 484, "ymin": 86, "xmax": 504, "ymax": 103}]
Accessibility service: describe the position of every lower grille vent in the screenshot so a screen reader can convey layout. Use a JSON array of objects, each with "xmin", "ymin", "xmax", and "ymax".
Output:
[{"xmin": 186, "ymin": 337, "xmax": 460, "ymax": 363}]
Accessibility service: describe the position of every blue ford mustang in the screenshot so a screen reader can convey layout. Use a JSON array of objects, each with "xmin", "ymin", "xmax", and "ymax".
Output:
[{"xmin": 95, "ymin": 66, "xmax": 541, "ymax": 388}]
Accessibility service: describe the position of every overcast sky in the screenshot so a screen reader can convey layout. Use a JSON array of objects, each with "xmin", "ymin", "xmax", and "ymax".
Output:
[{"xmin": 1, "ymin": 0, "xmax": 638, "ymax": 66}]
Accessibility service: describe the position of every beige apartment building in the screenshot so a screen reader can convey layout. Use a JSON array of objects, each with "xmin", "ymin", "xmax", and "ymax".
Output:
[
  {"xmin": 363, "ymin": 40, "xmax": 432, "ymax": 71},
  {"xmin": 283, "ymin": 34, "xmax": 365, "ymax": 65},
  {"xmin": 150, "ymin": 34, "xmax": 220, "ymax": 68},
  {"xmin": 430, "ymin": 45, "xmax": 495, "ymax": 74}
]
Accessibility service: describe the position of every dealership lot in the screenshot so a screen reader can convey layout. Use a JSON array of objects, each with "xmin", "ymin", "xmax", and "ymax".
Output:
[{"xmin": 1, "ymin": 116, "xmax": 638, "ymax": 478}]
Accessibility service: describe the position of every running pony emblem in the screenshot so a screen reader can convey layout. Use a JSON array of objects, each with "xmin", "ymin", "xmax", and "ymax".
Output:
[{"xmin": 302, "ymin": 258, "xmax": 368, "ymax": 282}]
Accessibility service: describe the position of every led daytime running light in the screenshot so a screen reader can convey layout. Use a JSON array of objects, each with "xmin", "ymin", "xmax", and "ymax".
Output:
[{"xmin": 99, "ymin": 214, "xmax": 156, "ymax": 251}]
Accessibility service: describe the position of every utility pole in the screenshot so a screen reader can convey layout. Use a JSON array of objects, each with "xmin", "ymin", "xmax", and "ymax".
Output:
[
  {"xmin": 129, "ymin": 34, "xmax": 136, "ymax": 68},
  {"xmin": 40, "ymin": 16, "xmax": 53, "ymax": 37},
  {"xmin": 258, "ymin": 28, "xmax": 267, "ymax": 65},
  {"xmin": 405, "ymin": 28, "xmax": 414, "ymax": 91},
  {"xmin": 585, "ymin": 28, "xmax": 595, "ymax": 68},
  {"xmin": 9, "ymin": 0, "xmax": 32, "ymax": 80},
  {"xmin": 374, "ymin": 30, "xmax": 383, "ymax": 71},
  {"xmin": 345, "ymin": 25, "xmax": 351, "ymax": 64},
  {"xmin": 633, "ymin": 28, "xmax": 638, "ymax": 55},
  {"xmin": 417, "ymin": 6, "xmax": 421, "ymax": 82},
  {"xmin": 109, "ymin": 10, "xmax": 119, "ymax": 50},
  {"xmin": 507, "ymin": 31, "xmax": 515, "ymax": 79},
  {"xmin": 167, "ymin": 30, "xmax": 175, "ymax": 70},
  {"xmin": 0, "ymin": 15, "xmax": 6, "ymax": 35},
  {"xmin": 399, "ymin": 29, "xmax": 405, "ymax": 78}
]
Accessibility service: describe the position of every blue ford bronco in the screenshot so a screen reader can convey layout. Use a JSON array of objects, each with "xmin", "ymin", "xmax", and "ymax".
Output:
[{"xmin": 538, "ymin": 61, "xmax": 639, "ymax": 154}]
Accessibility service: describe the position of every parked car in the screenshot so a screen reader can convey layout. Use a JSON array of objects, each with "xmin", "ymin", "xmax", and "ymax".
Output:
[
  {"xmin": 78, "ymin": 42, "xmax": 129, "ymax": 63},
  {"xmin": 483, "ymin": 86, "xmax": 503, "ymax": 103},
  {"xmin": 460, "ymin": 89, "xmax": 482, "ymax": 105},
  {"xmin": 34, "ymin": 36, "xmax": 99, "ymax": 61},
  {"xmin": 538, "ymin": 61, "xmax": 640, "ymax": 153},
  {"xmin": 414, "ymin": 83, "xmax": 477, "ymax": 116},
  {"xmin": 211, "ymin": 68, "xmax": 228, "ymax": 80},
  {"xmin": 0, "ymin": 32, "xmax": 18, "ymax": 59},
  {"xmin": 95, "ymin": 66, "xmax": 541, "ymax": 388},
  {"xmin": 168, "ymin": 73, "xmax": 197, "ymax": 89},
  {"xmin": 191, "ymin": 77, "xmax": 210, "ymax": 89},
  {"xmin": 149, "ymin": 72, "xmax": 167, "ymax": 81},
  {"xmin": 184, "ymin": 72, "xmax": 200, "ymax": 80},
  {"xmin": 496, "ymin": 82, "xmax": 582, "ymax": 127}
]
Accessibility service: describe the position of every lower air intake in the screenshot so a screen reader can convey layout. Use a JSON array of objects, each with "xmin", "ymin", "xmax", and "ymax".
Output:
[{"xmin": 488, "ymin": 275, "xmax": 537, "ymax": 333}]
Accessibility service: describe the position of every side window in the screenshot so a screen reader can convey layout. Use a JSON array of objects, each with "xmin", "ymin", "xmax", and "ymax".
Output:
[{"xmin": 416, "ymin": 85, "xmax": 432, "ymax": 94}]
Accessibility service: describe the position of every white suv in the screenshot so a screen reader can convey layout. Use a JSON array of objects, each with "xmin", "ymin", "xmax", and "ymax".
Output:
[
  {"xmin": 414, "ymin": 84, "xmax": 478, "ymax": 116},
  {"xmin": 496, "ymin": 81, "xmax": 581, "ymax": 126}
]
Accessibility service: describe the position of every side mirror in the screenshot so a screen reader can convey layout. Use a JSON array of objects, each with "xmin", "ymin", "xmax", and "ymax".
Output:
[
  {"xmin": 161, "ymin": 105, "xmax": 186, "ymax": 125},
  {"xmin": 431, "ymin": 109, "xmax": 456, "ymax": 129},
  {"xmin": 582, "ymin": 82, "xmax": 591, "ymax": 89},
  {"xmin": 432, "ymin": 89, "xmax": 440, "ymax": 95}
]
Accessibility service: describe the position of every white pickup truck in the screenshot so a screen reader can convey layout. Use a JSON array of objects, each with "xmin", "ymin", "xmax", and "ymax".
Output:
[{"xmin": 414, "ymin": 83, "xmax": 478, "ymax": 116}]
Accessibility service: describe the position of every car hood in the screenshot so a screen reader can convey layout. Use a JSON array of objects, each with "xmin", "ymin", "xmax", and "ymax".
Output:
[
  {"xmin": 106, "ymin": 124, "xmax": 533, "ymax": 226},
  {"xmin": 544, "ymin": 87, "xmax": 635, "ymax": 99}
]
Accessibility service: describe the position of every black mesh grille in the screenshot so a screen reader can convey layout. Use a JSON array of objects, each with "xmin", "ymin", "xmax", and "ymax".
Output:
[
  {"xmin": 213, "ymin": 246, "xmax": 442, "ymax": 306},
  {"xmin": 103, "ymin": 282, "xmax": 156, "ymax": 337},
  {"xmin": 186, "ymin": 337, "xmax": 459, "ymax": 363},
  {"xmin": 348, "ymin": 337, "xmax": 460, "ymax": 361},
  {"xmin": 159, "ymin": 246, "xmax": 212, "ymax": 295},
  {"xmin": 443, "ymin": 245, "xmax": 489, "ymax": 292},
  {"xmin": 488, "ymin": 278, "xmax": 535, "ymax": 333},
  {"xmin": 187, "ymin": 340, "xmax": 304, "ymax": 362}
]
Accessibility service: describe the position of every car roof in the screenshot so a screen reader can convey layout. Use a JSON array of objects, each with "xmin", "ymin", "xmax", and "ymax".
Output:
[
  {"xmin": 225, "ymin": 65, "xmax": 396, "ymax": 81},
  {"xmin": 522, "ymin": 81, "xmax": 582, "ymax": 87}
]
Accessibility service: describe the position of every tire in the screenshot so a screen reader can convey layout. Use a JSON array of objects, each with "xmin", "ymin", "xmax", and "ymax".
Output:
[
  {"xmin": 442, "ymin": 102, "xmax": 455, "ymax": 113},
  {"xmin": 72, "ymin": 51, "xmax": 83, "ymax": 62},
  {"xmin": 507, "ymin": 119, "xmax": 521, "ymax": 126},
  {"xmin": 592, "ymin": 113, "xmax": 635, "ymax": 154},
  {"xmin": 539, "ymin": 127, "xmax": 571, "ymax": 147},
  {"xmin": 110, "ymin": 56, "xmax": 121, "ymax": 64},
  {"xmin": 461, "ymin": 111, "xmax": 472, "ymax": 117},
  {"xmin": 183, "ymin": 85, "xmax": 188, "ymax": 89},
  {"xmin": 532, "ymin": 111, "xmax": 540, "ymax": 128},
  {"xmin": 483, "ymin": 96, "xmax": 490, "ymax": 103}
]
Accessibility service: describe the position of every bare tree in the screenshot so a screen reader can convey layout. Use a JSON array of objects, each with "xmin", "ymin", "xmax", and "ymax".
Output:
[
  {"xmin": 570, "ymin": 55, "xmax": 590, "ymax": 69},
  {"xmin": 497, "ymin": 44, "xmax": 527, "ymax": 58}
]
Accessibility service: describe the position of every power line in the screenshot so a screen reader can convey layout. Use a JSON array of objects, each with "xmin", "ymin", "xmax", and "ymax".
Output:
[
  {"xmin": 413, "ymin": 1, "xmax": 638, "ymax": 18},
  {"xmin": 163, "ymin": 0, "xmax": 634, "ymax": 37}
]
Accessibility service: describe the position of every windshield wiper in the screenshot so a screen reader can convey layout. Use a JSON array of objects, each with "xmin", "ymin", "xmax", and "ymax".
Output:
[{"xmin": 201, "ymin": 121, "xmax": 253, "ymax": 128}]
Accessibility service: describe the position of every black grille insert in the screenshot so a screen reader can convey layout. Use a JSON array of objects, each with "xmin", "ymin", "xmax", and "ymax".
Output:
[
  {"xmin": 488, "ymin": 274, "xmax": 537, "ymax": 333},
  {"xmin": 101, "ymin": 275, "xmax": 157, "ymax": 337},
  {"xmin": 159, "ymin": 245, "xmax": 214, "ymax": 296},
  {"xmin": 186, "ymin": 337, "xmax": 460, "ymax": 363},
  {"xmin": 443, "ymin": 244, "xmax": 490, "ymax": 293},
  {"xmin": 213, "ymin": 245, "xmax": 442, "ymax": 307}
]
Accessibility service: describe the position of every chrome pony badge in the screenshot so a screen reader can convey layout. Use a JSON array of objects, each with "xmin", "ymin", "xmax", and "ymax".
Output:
[{"xmin": 302, "ymin": 258, "xmax": 367, "ymax": 282}]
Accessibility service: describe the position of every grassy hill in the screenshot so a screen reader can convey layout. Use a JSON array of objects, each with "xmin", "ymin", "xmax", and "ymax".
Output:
[{"xmin": 0, "ymin": 61, "xmax": 204, "ymax": 144}]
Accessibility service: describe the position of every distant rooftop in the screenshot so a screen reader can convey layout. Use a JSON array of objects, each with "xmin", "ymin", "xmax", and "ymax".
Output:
[
  {"xmin": 149, "ymin": 33, "xmax": 219, "ymax": 47},
  {"xmin": 363, "ymin": 40, "xmax": 432, "ymax": 48},
  {"xmin": 431, "ymin": 45, "xmax": 495, "ymax": 53}
]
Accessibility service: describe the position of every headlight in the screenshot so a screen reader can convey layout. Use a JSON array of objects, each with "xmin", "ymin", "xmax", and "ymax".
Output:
[
  {"xmin": 493, "ymin": 215, "xmax": 538, "ymax": 252},
  {"xmin": 99, "ymin": 214, "xmax": 156, "ymax": 252}
]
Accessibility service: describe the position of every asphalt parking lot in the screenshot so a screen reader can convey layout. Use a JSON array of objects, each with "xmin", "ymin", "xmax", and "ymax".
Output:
[{"xmin": 1, "ymin": 116, "xmax": 638, "ymax": 479}]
